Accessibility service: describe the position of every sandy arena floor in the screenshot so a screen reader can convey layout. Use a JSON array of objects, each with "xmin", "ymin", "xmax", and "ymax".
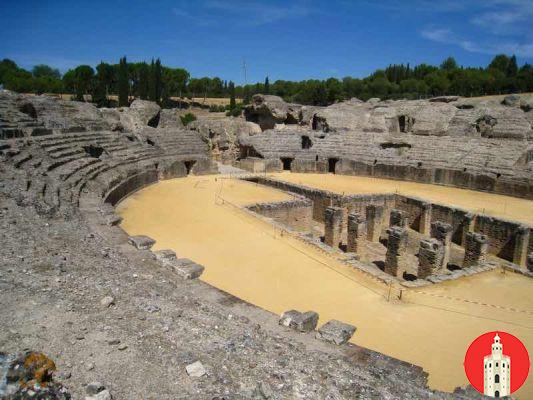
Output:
[
  {"xmin": 116, "ymin": 176, "xmax": 533, "ymax": 397},
  {"xmin": 269, "ymin": 172, "xmax": 533, "ymax": 225}
]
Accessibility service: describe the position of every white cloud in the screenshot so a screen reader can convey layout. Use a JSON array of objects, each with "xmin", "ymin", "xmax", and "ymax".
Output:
[
  {"xmin": 420, "ymin": 0, "xmax": 533, "ymax": 58},
  {"xmin": 421, "ymin": 28, "xmax": 533, "ymax": 57},
  {"xmin": 174, "ymin": 0, "xmax": 315, "ymax": 27}
]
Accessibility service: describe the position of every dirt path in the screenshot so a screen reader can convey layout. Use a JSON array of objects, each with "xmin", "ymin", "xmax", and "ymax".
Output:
[{"xmin": 116, "ymin": 176, "xmax": 533, "ymax": 398}]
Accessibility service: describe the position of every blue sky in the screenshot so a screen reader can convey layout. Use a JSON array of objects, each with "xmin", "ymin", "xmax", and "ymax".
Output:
[{"xmin": 1, "ymin": 0, "xmax": 532, "ymax": 84}]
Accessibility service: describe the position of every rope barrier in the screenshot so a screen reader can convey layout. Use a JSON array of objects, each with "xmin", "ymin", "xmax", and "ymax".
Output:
[
  {"xmin": 214, "ymin": 191, "xmax": 389, "ymax": 299},
  {"xmin": 408, "ymin": 289, "xmax": 533, "ymax": 315}
]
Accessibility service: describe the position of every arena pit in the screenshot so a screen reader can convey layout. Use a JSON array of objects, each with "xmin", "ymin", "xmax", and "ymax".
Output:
[{"xmin": 116, "ymin": 174, "xmax": 533, "ymax": 397}]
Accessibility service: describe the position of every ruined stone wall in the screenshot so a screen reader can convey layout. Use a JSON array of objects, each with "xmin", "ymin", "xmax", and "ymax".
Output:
[
  {"xmin": 474, "ymin": 216, "xmax": 521, "ymax": 261},
  {"xmin": 105, "ymin": 170, "xmax": 159, "ymax": 206},
  {"xmin": 430, "ymin": 205, "xmax": 470, "ymax": 245},
  {"xmin": 247, "ymin": 198, "xmax": 313, "ymax": 232},
  {"xmin": 393, "ymin": 196, "xmax": 425, "ymax": 231},
  {"xmin": 248, "ymin": 176, "xmax": 533, "ymax": 267},
  {"xmin": 336, "ymin": 159, "xmax": 532, "ymax": 200}
]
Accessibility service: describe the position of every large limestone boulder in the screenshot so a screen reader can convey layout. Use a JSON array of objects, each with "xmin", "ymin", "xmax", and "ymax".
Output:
[
  {"xmin": 393, "ymin": 101, "xmax": 458, "ymax": 136},
  {"xmin": 312, "ymin": 100, "xmax": 390, "ymax": 133},
  {"xmin": 116, "ymin": 99, "xmax": 161, "ymax": 131},
  {"xmin": 158, "ymin": 109, "xmax": 185, "ymax": 128},
  {"xmin": 188, "ymin": 117, "xmax": 261, "ymax": 161},
  {"xmin": 99, "ymin": 108, "xmax": 124, "ymax": 131},
  {"xmin": 244, "ymin": 94, "xmax": 301, "ymax": 130},
  {"xmin": 15, "ymin": 93, "xmax": 110, "ymax": 131},
  {"xmin": 473, "ymin": 104, "xmax": 531, "ymax": 139},
  {"xmin": 129, "ymin": 99, "xmax": 161, "ymax": 126}
]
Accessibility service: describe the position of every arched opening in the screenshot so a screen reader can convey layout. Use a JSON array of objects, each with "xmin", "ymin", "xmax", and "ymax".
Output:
[
  {"xmin": 301, "ymin": 135, "xmax": 313, "ymax": 149},
  {"xmin": 281, "ymin": 158, "xmax": 293, "ymax": 171},
  {"xmin": 495, "ymin": 390, "xmax": 499, "ymax": 398},
  {"xmin": 495, "ymin": 374, "xmax": 500, "ymax": 383},
  {"xmin": 398, "ymin": 115, "xmax": 414, "ymax": 133},
  {"xmin": 402, "ymin": 271, "xmax": 417, "ymax": 281},
  {"xmin": 83, "ymin": 145, "xmax": 104, "ymax": 159},
  {"xmin": 19, "ymin": 102, "xmax": 37, "ymax": 119},
  {"xmin": 328, "ymin": 158, "xmax": 338, "ymax": 173},
  {"xmin": 147, "ymin": 111, "xmax": 161, "ymax": 128},
  {"xmin": 184, "ymin": 160, "xmax": 196, "ymax": 175}
]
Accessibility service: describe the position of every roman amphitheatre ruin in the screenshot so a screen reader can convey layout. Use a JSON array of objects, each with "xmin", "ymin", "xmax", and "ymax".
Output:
[{"xmin": 1, "ymin": 89, "xmax": 532, "ymax": 399}]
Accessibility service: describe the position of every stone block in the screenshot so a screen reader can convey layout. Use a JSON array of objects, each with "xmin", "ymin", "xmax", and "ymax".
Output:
[
  {"xmin": 175, "ymin": 258, "xmax": 195, "ymax": 266},
  {"xmin": 389, "ymin": 209, "xmax": 408, "ymax": 228},
  {"xmin": 173, "ymin": 263, "xmax": 204, "ymax": 279},
  {"xmin": 279, "ymin": 310, "xmax": 319, "ymax": 333},
  {"xmin": 152, "ymin": 249, "xmax": 177, "ymax": 264},
  {"xmin": 128, "ymin": 235, "xmax": 156, "ymax": 250},
  {"xmin": 104, "ymin": 213, "xmax": 122, "ymax": 226},
  {"xmin": 316, "ymin": 320, "xmax": 356, "ymax": 345}
]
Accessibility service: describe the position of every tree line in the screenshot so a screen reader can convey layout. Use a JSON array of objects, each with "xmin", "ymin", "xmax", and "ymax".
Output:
[{"xmin": 0, "ymin": 54, "xmax": 532, "ymax": 107}]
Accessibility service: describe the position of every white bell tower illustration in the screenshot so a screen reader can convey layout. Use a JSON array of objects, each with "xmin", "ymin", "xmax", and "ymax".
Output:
[{"xmin": 484, "ymin": 334, "xmax": 511, "ymax": 398}]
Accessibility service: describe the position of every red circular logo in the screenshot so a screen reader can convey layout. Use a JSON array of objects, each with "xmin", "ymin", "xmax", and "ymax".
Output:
[{"xmin": 464, "ymin": 331, "xmax": 530, "ymax": 397}]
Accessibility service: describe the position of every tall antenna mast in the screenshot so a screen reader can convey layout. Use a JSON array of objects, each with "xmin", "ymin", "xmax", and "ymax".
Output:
[{"xmin": 242, "ymin": 59, "xmax": 248, "ymax": 85}]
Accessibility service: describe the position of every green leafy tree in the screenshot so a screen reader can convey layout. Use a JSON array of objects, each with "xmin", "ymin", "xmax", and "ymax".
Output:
[
  {"xmin": 440, "ymin": 57, "xmax": 458, "ymax": 71},
  {"xmin": 32, "ymin": 64, "xmax": 60, "ymax": 79},
  {"xmin": 488, "ymin": 54, "xmax": 510, "ymax": 74},
  {"xmin": 64, "ymin": 65, "xmax": 94, "ymax": 101},
  {"xmin": 93, "ymin": 62, "xmax": 114, "ymax": 107}
]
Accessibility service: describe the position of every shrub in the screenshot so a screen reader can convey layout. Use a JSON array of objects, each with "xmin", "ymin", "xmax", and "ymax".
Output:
[
  {"xmin": 226, "ymin": 103, "xmax": 243, "ymax": 117},
  {"xmin": 180, "ymin": 112, "xmax": 197, "ymax": 126}
]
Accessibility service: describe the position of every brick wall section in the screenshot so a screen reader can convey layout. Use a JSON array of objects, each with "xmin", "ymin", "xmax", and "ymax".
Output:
[
  {"xmin": 325, "ymin": 206, "xmax": 344, "ymax": 248},
  {"xmin": 248, "ymin": 198, "xmax": 313, "ymax": 232},
  {"xmin": 366, "ymin": 205, "xmax": 385, "ymax": 242},
  {"xmin": 417, "ymin": 238, "xmax": 444, "ymax": 278},
  {"xmin": 430, "ymin": 205, "xmax": 470, "ymax": 245},
  {"xmin": 463, "ymin": 232, "xmax": 489, "ymax": 267},
  {"xmin": 347, "ymin": 213, "xmax": 365, "ymax": 254},
  {"xmin": 512, "ymin": 226, "xmax": 530, "ymax": 268},
  {"xmin": 385, "ymin": 226, "xmax": 408, "ymax": 276},
  {"xmin": 431, "ymin": 221, "xmax": 453, "ymax": 269},
  {"xmin": 474, "ymin": 216, "xmax": 520, "ymax": 261},
  {"xmin": 389, "ymin": 209, "xmax": 408, "ymax": 228}
]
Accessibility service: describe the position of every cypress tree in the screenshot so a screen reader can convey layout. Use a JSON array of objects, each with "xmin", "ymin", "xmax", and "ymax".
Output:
[
  {"xmin": 118, "ymin": 56, "xmax": 129, "ymax": 107},
  {"xmin": 229, "ymin": 81, "xmax": 236, "ymax": 110},
  {"xmin": 92, "ymin": 62, "xmax": 108, "ymax": 107},
  {"xmin": 138, "ymin": 62, "xmax": 149, "ymax": 100},
  {"xmin": 155, "ymin": 58, "xmax": 162, "ymax": 103},
  {"xmin": 149, "ymin": 58, "xmax": 163, "ymax": 103},
  {"xmin": 506, "ymin": 55, "xmax": 518, "ymax": 77},
  {"xmin": 264, "ymin": 76, "xmax": 270, "ymax": 94}
]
